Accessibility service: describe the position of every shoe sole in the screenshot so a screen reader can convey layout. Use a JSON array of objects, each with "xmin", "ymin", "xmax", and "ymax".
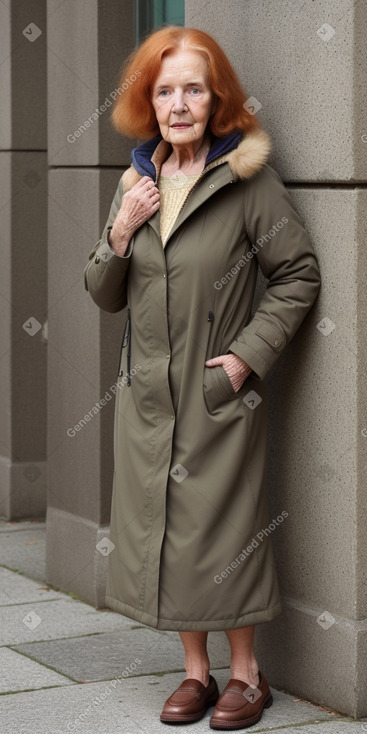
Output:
[
  {"xmin": 209, "ymin": 692, "xmax": 273, "ymax": 730},
  {"xmin": 160, "ymin": 695, "xmax": 219, "ymax": 724}
]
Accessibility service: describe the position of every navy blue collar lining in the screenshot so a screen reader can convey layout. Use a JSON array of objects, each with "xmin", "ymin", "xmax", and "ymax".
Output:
[{"xmin": 131, "ymin": 130, "xmax": 243, "ymax": 179}]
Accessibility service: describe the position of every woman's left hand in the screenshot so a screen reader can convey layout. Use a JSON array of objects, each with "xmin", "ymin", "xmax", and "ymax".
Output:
[{"xmin": 205, "ymin": 353, "xmax": 252, "ymax": 392}]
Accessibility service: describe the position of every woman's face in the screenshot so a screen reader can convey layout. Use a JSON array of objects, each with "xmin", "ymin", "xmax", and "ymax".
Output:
[{"xmin": 151, "ymin": 50, "xmax": 213, "ymax": 149}]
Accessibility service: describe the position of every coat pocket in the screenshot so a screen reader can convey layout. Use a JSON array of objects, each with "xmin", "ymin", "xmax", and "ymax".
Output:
[{"xmin": 203, "ymin": 365, "xmax": 244, "ymax": 414}]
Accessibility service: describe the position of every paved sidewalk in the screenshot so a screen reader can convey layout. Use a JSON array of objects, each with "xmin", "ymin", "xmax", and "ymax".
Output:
[{"xmin": 0, "ymin": 519, "xmax": 366, "ymax": 734}]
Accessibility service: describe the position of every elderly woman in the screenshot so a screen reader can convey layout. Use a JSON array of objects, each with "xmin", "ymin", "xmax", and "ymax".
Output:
[{"xmin": 84, "ymin": 26, "xmax": 320, "ymax": 730}]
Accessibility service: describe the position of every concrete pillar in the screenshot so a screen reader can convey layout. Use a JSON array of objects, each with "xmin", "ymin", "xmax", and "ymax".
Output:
[
  {"xmin": 185, "ymin": 0, "xmax": 367, "ymax": 717},
  {"xmin": 45, "ymin": 0, "xmax": 135, "ymax": 606},
  {"xmin": 0, "ymin": 0, "xmax": 47, "ymax": 519}
]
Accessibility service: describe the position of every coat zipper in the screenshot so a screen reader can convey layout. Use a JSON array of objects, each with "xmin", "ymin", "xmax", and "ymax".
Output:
[
  {"xmin": 203, "ymin": 311, "xmax": 215, "ymax": 390},
  {"xmin": 118, "ymin": 307, "xmax": 131, "ymax": 385},
  {"xmin": 206, "ymin": 310, "xmax": 215, "ymax": 357}
]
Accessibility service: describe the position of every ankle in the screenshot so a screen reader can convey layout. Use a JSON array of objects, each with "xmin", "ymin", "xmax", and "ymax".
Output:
[
  {"xmin": 185, "ymin": 665, "xmax": 210, "ymax": 687},
  {"xmin": 230, "ymin": 660, "xmax": 259, "ymax": 687}
]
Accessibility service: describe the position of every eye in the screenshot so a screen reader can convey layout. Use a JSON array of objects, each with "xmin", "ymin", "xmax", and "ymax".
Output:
[
  {"xmin": 158, "ymin": 89, "xmax": 170, "ymax": 97},
  {"xmin": 189, "ymin": 88, "xmax": 201, "ymax": 95}
]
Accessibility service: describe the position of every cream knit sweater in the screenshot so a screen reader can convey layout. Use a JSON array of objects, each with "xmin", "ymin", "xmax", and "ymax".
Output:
[{"xmin": 159, "ymin": 173, "xmax": 201, "ymax": 247}]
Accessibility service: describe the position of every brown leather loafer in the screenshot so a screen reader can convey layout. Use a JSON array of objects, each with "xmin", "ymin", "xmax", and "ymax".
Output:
[
  {"xmin": 160, "ymin": 675, "xmax": 219, "ymax": 724},
  {"xmin": 210, "ymin": 672, "xmax": 273, "ymax": 730}
]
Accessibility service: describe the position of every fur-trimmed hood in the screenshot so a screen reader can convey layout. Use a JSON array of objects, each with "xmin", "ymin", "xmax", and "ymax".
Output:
[{"xmin": 121, "ymin": 127, "xmax": 272, "ymax": 193}]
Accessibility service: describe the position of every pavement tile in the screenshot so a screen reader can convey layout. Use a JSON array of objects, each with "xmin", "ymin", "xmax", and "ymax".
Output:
[
  {"xmin": 0, "ymin": 521, "xmax": 46, "ymax": 581},
  {"xmin": 0, "ymin": 567, "xmax": 62, "ymax": 606},
  {"xmin": 0, "ymin": 670, "xmax": 349, "ymax": 734},
  {"xmin": 0, "ymin": 647, "xmax": 72, "ymax": 694},
  {"xmin": 273, "ymin": 726, "xmax": 366, "ymax": 734},
  {"xmin": 11, "ymin": 627, "xmax": 231, "ymax": 682},
  {"xmin": 11, "ymin": 627, "xmax": 186, "ymax": 682},
  {"xmin": 0, "ymin": 598, "xmax": 136, "ymax": 646}
]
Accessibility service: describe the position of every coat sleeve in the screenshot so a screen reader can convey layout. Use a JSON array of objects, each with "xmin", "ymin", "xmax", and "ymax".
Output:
[
  {"xmin": 228, "ymin": 164, "xmax": 321, "ymax": 380},
  {"xmin": 83, "ymin": 177, "xmax": 134, "ymax": 313}
]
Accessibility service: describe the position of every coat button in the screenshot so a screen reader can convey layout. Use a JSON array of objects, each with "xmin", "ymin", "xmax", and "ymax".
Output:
[
  {"xmin": 209, "ymin": 183, "xmax": 215, "ymax": 189},
  {"xmin": 95, "ymin": 255, "xmax": 100, "ymax": 264},
  {"xmin": 274, "ymin": 339, "xmax": 279, "ymax": 346}
]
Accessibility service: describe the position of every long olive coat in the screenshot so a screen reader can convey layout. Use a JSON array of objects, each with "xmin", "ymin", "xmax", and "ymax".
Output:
[{"xmin": 84, "ymin": 127, "xmax": 321, "ymax": 631}]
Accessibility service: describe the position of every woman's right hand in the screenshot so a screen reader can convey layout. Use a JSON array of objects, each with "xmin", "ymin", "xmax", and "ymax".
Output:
[{"xmin": 109, "ymin": 176, "xmax": 160, "ymax": 256}]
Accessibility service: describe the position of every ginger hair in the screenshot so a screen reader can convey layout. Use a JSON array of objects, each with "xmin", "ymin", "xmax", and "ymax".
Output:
[{"xmin": 111, "ymin": 26, "xmax": 260, "ymax": 139}]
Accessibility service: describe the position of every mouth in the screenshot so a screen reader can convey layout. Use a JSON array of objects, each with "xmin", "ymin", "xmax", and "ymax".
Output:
[{"xmin": 170, "ymin": 123, "xmax": 193, "ymax": 129}]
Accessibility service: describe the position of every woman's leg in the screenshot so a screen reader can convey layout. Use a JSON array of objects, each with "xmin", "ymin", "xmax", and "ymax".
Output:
[
  {"xmin": 179, "ymin": 630, "xmax": 210, "ymax": 686},
  {"xmin": 209, "ymin": 627, "xmax": 271, "ymax": 728},
  {"xmin": 225, "ymin": 625, "xmax": 260, "ymax": 686},
  {"xmin": 160, "ymin": 631, "xmax": 218, "ymax": 722}
]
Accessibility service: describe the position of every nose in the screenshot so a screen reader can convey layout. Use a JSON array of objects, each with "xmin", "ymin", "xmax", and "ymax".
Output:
[{"xmin": 171, "ymin": 89, "xmax": 188, "ymax": 114}]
